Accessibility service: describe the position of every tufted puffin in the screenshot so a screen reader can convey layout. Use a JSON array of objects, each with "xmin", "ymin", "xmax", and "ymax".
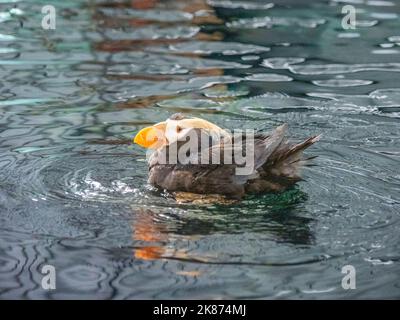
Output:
[{"xmin": 134, "ymin": 113, "xmax": 320, "ymax": 201}]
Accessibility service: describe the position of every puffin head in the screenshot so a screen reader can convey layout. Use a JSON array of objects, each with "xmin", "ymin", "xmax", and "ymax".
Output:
[{"xmin": 133, "ymin": 113, "xmax": 229, "ymax": 149}]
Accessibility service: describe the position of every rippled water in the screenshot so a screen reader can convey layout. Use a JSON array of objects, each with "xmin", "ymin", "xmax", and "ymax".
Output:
[{"xmin": 0, "ymin": 0, "xmax": 399, "ymax": 299}]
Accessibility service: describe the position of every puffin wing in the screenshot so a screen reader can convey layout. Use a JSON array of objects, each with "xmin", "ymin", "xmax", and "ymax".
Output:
[{"xmin": 206, "ymin": 123, "xmax": 288, "ymax": 177}]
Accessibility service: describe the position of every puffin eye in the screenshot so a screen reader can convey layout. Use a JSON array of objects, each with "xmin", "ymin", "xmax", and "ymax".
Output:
[{"xmin": 176, "ymin": 126, "xmax": 182, "ymax": 133}]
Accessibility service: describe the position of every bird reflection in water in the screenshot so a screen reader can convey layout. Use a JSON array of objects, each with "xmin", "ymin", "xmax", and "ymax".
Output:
[{"xmin": 132, "ymin": 189, "xmax": 315, "ymax": 263}]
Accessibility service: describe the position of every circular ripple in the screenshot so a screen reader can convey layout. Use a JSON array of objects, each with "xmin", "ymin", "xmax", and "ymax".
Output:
[{"xmin": 9, "ymin": 150, "xmax": 148, "ymax": 204}]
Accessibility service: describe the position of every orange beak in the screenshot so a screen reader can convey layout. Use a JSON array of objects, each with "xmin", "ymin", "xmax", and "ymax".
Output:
[{"xmin": 133, "ymin": 122, "xmax": 166, "ymax": 149}]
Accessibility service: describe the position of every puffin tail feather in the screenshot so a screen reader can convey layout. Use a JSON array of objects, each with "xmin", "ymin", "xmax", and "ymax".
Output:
[{"xmin": 261, "ymin": 133, "xmax": 321, "ymax": 182}]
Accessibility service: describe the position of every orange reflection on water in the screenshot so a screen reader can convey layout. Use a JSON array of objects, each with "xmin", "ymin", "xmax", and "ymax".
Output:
[{"xmin": 133, "ymin": 209, "xmax": 167, "ymax": 260}]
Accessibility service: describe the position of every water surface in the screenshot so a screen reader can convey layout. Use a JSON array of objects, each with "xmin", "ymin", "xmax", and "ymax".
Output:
[{"xmin": 0, "ymin": 0, "xmax": 399, "ymax": 299}]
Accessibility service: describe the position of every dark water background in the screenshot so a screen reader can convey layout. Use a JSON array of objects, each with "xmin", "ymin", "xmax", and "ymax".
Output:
[{"xmin": 0, "ymin": 0, "xmax": 399, "ymax": 299}]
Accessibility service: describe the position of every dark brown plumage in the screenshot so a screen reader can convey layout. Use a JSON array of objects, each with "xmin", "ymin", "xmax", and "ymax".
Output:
[{"xmin": 146, "ymin": 117, "xmax": 320, "ymax": 199}]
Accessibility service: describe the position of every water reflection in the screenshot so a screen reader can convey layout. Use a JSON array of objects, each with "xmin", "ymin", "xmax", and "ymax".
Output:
[{"xmin": 133, "ymin": 189, "xmax": 314, "ymax": 262}]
